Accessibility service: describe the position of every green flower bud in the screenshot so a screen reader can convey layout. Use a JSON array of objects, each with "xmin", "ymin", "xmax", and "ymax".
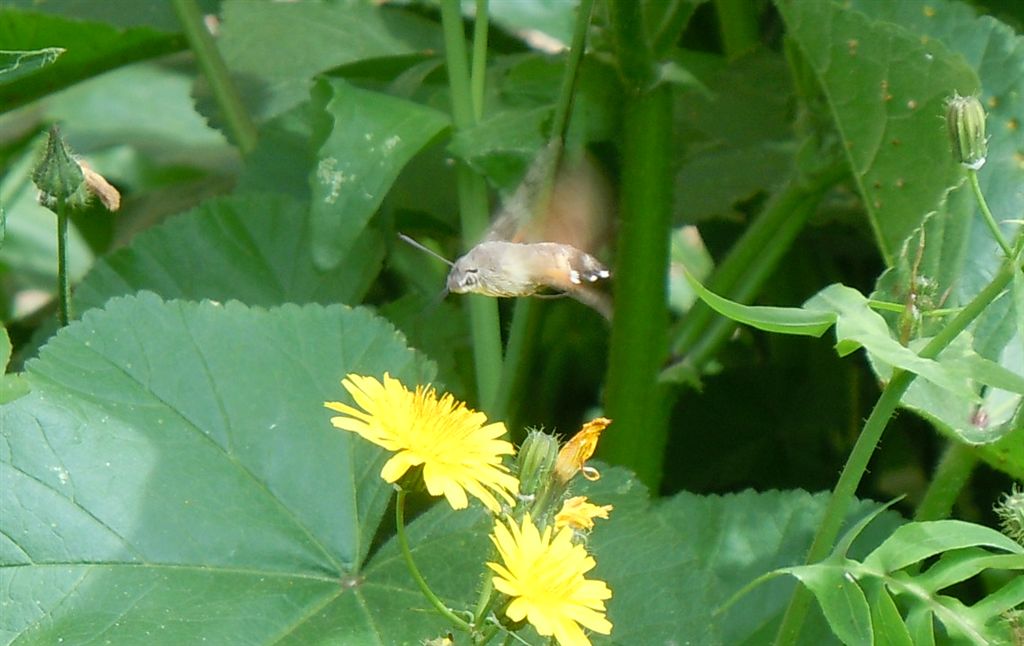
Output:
[
  {"xmin": 33, "ymin": 125, "xmax": 88, "ymax": 210},
  {"xmin": 945, "ymin": 93, "xmax": 987, "ymax": 170},
  {"xmin": 516, "ymin": 430, "xmax": 559, "ymax": 498}
]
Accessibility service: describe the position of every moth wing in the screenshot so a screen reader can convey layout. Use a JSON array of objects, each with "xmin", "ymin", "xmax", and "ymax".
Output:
[
  {"xmin": 481, "ymin": 139, "xmax": 563, "ymax": 242},
  {"xmin": 482, "ymin": 139, "xmax": 611, "ymax": 256}
]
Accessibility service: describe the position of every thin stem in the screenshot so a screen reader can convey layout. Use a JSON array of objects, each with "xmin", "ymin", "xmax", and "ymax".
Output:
[
  {"xmin": 773, "ymin": 259, "xmax": 1018, "ymax": 645},
  {"xmin": 171, "ymin": 0, "xmax": 258, "ymax": 154},
  {"xmin": 968, "ymin": 169, "xmax": 1013, "ymax": 258},
  {"xmin": 440, "ymin": 0, "xmax": 503, "ymax": 411},
  {"xmin": 55, "ymin": 197, "xmax": 70, "ymax": 327},
  {"xmin": 492, "ymin": 300, "xmax": 537, "ymax": 424},
  {"xmin": 473, "ymin": 565, "xmax": 496, "ymax": 626},
  {"xmin": 395, "ymin": 489, "xmax": 473, "ymax": 632},
  {"xmin": 471, "ymin": 0, "xmax": 489, "ymax": 121},
  {"xmin": 915, "ymin": 442, "xmax": 978, "ymax": 521},
  {"xmin": 494, "ymin": 0, "xmax": 594, "ymax": 424},
  {"xmin": 551, "ymin": 0, "xmax": 595, "ymax": 143}
]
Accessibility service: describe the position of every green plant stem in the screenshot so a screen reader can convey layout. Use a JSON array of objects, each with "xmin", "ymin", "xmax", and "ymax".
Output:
[
  {"xmin": 492, "ymin": 299, "xmax": 537, "ymax": 424},
  {"xmin": 773, "ymin": 259, "xmax": 1019, "ymax": 646},
  {"xmin": 713, "ymin": 0, "xmax": 760, "ymax": 57},
  {"xmin": 598, "ymin": 1, "xmax": 671, "ymax": 489},
  {"xmin": 609, "ymin": 1, "xmax": 655, "ymax": 89},
  {"xmin": 968, "ymin": 169, "xmax": 1013, "ymax": 258},
  {"xmin": 55, "ymin": 197, "xmax": 70, "ymax": 327},
  {"xmin": 470, "ymin": 0, "xmax": 489, "ymax": 120},
  {"xmin": 493, "ymin": 0, "xmax": 594, "ymax": 424},
  {"xmin": 440, "ymin": 0, "xmax": 503, "ymax": 411},
  {"xmin": 171, "ymin": 0, "xmax": 257, "ymax": 155},
  {"xmin": 601, "ymin": 1, "xmax": 672, "ymax": 488},
  {"xmin": 915, "ymin": 442, "xmax": 978, "ymax": 521},
  {"xmin": 665, "ymin": 163, "xmax": 847, "ymax": 380},
  {"xmin": 395, "ymin": 489, "xmax": 472, "ymax": 633},
  {"xmin": 551, "ymin": 0, "xmax": 595, "ymax": 142}
]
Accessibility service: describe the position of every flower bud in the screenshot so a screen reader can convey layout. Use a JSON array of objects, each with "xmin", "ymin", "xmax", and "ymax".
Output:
[
  {"xmin": 516, "ymin": 430, "xmax": 559, "ymax": 498},
  {"xmin": 945, "ymin": 93, "xmax": 987, "ymax": 170},
  {"xmin": 33, "ymin": 125, "xmax": 87, "ymax": 209}
]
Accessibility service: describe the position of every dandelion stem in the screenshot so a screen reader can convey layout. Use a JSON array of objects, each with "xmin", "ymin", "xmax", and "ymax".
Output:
[
  {"xmin": 55, "ymin": 196, "xmax": 70, "ymax": 326},
  {"xmin": 968, "ymin": 169, "xmax": 1013, "ymax": 258},
  {"xmin": 472, "ymin": 558, "xmax": 496, "ymax": 625},
  {"xmin": 395, "ymin": 489, "xmax": 473, "ymax": 633}
]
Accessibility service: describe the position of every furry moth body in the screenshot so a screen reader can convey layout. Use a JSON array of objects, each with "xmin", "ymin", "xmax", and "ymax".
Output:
[{"xmin": 447, "ymin": 241, "xmax": 613, "ymax": 320}]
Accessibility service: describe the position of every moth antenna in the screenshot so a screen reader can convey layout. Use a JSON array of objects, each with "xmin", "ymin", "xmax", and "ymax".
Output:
[{"xmin": 397, "ymin": 233, "xmax": 454, "ymax": 267}]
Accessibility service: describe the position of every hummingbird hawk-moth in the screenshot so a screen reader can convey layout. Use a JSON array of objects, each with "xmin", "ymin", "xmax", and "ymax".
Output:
[{"xmin": 416, "ymin": 141, "xmax": 613, "ymax": 319}]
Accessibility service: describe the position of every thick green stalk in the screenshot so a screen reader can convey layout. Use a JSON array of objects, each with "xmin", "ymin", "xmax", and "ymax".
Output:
[
  {"xmin": 171, "ymin": 0, "xmax": 257, "ymax": 154},
  {"xmin": 915, "ymin": 442, "xmax": 978, "ymax": 521},
  {"xmin": 774, "ymin": 259, "xmax": 1019, "ymax": 645},
  {"xmin": 55, "ymin": 197, "xmax": 70, "ymax": 327},
  {"xmin": 601, "ymin": 86, "xmax": 673, "ymax": 487},
  {"xmin": 665, "ymin": 164, "xmax": 847, "ymax": 379},
  {"xmin": 440, "ymin": 0, "xmax": 503, "ymax": 411},
  {"xmin": 601, "ymin": 1, "xmax": 672, "ymax": 488}
]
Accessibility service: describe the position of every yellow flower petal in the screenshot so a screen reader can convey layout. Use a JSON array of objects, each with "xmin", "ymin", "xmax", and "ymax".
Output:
[
  {"xmin": 324, "ymin": 373, "xmax": 519, "ymax": 512},
  {"xmin": 555, "ymin": 496, "xmax": 613, "ymax": 532},
  {"xmin": 488, "ymin": 515, "xmax": 613, "ymax": 646},
  {"xmin": 554, "ymin": 418, "xmax": 611, "ymax": 483}
]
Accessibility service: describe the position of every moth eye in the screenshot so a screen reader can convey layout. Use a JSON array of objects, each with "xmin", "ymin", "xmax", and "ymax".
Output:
[{"xmin": 461, "ymin": 269, "xmax": 478, "ymax": 287}]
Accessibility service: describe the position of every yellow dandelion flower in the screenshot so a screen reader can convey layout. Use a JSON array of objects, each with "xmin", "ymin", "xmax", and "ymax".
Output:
[
  {"xmin": 555, "ymin": 496, "xmax": 613, "ymax": 532},
  {"xmin": 488, "ymin": 514, "xmax": 612, "ymax": 646},
  {"xmin": 324, "ymin": 373, "xmax": 519, "ymax": 513},
  {"xmin": 554, "ymin": 417, "xmax": 611, "ymax": 483}
]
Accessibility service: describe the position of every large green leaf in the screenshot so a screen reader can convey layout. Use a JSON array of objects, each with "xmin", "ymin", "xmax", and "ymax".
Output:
[
  {"xmin": 776, "ymin": 0, "xmax": 980, "ymax": 262},
  {"xmin": 861, "ymin": 0, "xmax": 1024, "ymax": 464},
  {"xmin": 2, "ymin": 299, "xmax": 903, "ymax": 645},
  {"xmin": 216, "ymin": 0, "xmax": 442, "ymax": 122},
  {"xmin": 671, "ymin": 49, "xmax": 796, "ymax": 223},
  {"xmin": 846, "ymin": 0, "xmax": 1024, "ymax": 285},
  {"xmin": 1, "ymin": 293, "xmax": 439, "ymax": 644},
  {"xmin": 73, "ymin": 193, "xmax": 384, "ymax": 313},
  {"xmin": 309, "ymin": 79, "xmax": 449, "ymax": 270},
  {"xmin": 0, "ymin": 7, "xmax": 185, "ymax": 112}
]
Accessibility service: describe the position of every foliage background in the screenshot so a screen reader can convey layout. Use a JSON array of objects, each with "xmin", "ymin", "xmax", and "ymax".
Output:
[{"xmin": 1, "ymin": 0, "xmax": 1022, "ymax": 644}]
